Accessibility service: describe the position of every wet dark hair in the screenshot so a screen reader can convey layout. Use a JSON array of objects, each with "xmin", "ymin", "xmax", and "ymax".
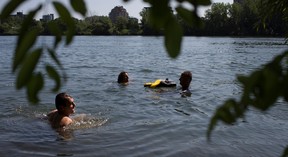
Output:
[
  {"xmin": 117, "ymin": 71, "xmax": 129, "ymax": 83},
  {"xmin": 181, "ymin": 71, "xmax": 192, "ymax": 82},
  {"xmin": 55, "ymin": 92, "xmax": 72, "ymax": 110}
]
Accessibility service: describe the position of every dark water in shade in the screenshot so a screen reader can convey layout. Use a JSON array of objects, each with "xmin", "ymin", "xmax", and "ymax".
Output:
[{"xmin": 0, "ymin": 36, "xmax": 288, "ymax": 157}]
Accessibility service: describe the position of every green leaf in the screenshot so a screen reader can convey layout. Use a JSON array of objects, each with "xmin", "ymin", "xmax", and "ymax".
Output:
[
  {"xmin": 13, "ymin": 6, "xmax": 42, "ymax": 72},
  {"xmin": 176, "ymin": 7, "xmax": 202, "ymax": 27},
  {"xmin": 53, "ymin": 1, "xmax": 75, "ymax": 45},
  {"xmin": 207, "ymin": 99, "xmax": 245, "ymax": 140},
  {"xmin": 47, "ymin": 48, "xmax": 62, "ymax": 68},
  {"xmin": 66, "ymin": 26, "xmax": 76, "ymax": 45},
  {"xmin": 207, "ymin": 115, "xmax": 218, "ymax": 140},
  {"xmin": 195, "ymin": 0, "xmax": 211, "ymax": 6},
  {"xmin": 27, "ymin": 73, "xmax": 44, "ymax": 103},
  {"xmin": 53, "ymin": 2, "xmax": 72, "ymax": 24},
  {"xmin": 282, "ymin": 146, "xmax": 288, "ymax": 157},
  {"xmin": 47, "ymin": 21, "xmax": 62, "ymax": 48},
  {"xmin": 16, "ymin": 48, "xmax": 42, "ymax": 89},
  {"xmin": 283, "ymin": 74, "xmax": 288, "ymax": 102},
  {"xmin": 0, "ymin": 0, "xmax": 25, "ymax": 19},
  {"xmin": 148, "ymin": 0, "xmax": 171, "ymax": 29},
  {"xmin": 218, "ymin": 107, "xmax": 236, "ymax": 124},
  {"xmin": 17, "ymin": 5, "xmax": 42, "ymax": 42},
  {"xmin": 184, "ymin": 0, "xmax": 211, "ymax": 6},
  {"xmin": 13, "ymin": 29, "xmax": 39, "ymax": 72},
  {"xmin": 47, "ymin": 48, "xmax": 67, "ymax": 82},
  {"xmin": 70, "ymin": 0, "xmax": 87, "ymax": 16},
  {"xmin": 46, "ymin": 65, "xmax": 61, "ymax": 92},
  {"xmin": 164, "ymin": 17, "xmax": 183, "ymax": 58},
  {"xmin": 237, "ymin": 75, "xmax": 248, "ymax": 85}
]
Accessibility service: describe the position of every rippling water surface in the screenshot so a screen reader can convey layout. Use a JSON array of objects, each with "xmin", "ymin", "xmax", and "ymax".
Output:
[{"xmin": 0, "ymin": 36, "xmax": 288, "ymax": 157}]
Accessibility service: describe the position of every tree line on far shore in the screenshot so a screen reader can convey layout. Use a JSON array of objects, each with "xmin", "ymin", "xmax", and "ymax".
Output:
[{"xmin": 0, "ymin": 1, "xmax": 287, "ymax": 37}]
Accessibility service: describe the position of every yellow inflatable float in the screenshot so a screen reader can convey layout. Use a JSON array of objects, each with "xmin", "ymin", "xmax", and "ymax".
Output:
[{"xmin": 144, "ymin": 78, "xmax": 176, "ymax": 88}]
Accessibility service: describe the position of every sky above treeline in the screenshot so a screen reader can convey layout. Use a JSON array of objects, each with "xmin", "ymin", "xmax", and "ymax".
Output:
[{"xmin": 0, "ymin": 0, "xmax": 233, "ymax": 20}]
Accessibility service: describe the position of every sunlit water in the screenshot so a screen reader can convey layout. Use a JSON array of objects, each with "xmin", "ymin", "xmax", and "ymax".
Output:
[{"xmin": 0, "ymin": 36, "xmax": 287, "ymax": 157}]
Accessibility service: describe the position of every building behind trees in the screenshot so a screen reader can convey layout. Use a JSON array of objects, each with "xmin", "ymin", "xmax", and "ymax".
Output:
[
  {"xmin": 109, "ymin": 6, "xmax": 129, "ymax": 23},
  {"xmin": 40, "ymin": 14, "xmax": 54, "ymax": 22}
]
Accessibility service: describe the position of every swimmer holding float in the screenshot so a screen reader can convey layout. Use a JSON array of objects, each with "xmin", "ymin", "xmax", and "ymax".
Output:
[{"xmin": 143, "ymin": 71, "xmax": 192, "ymax": 96}]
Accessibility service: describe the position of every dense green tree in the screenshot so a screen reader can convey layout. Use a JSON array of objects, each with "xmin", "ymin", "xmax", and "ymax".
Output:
[
  {"xmin": 127, "ymin": 17, "xmax": 140, "ymax": 35},
  {"xmin": 85, "ymin": 16, "xmax": 113, "ymax": 35},
  {"xmin": 74, "ymin": 18, "xmax": 88, "ymax": 35},
  {"xmin": 228, "ymin": 2, "xmax": 244, "ymax": 35},
  {"xmin": 140, "ymin": 7, "xmax": 163, "ymax": 35},
  {"xmin": 30, "ymin": 19, "xmax": 43, "ymax": 33},
  {"xmin": 113, "ymin": 16, "xmax": 129, "ymax": 35},
  {"xmin": 175, "ymin": 14, "xmax": 205, "ymax": 36},
  {"xmin": 53, "ymin": 17, "xmax": 68, "ymax": 33},
  {"xmin": 204, "ymin": 3, "xmax": 232, "ymax": 35},
  {"xmin": 239, "ymin": 0, "xmax": 260, "ymax": 35},
  {"xmin": 0, "ymin": 16, "xmax": 23, "ymax": 34},
  {"xmin": 1, "ymin": 1, "xmax": 286, "ymax": 37},
  {"xmin": 0, "ymin": 24, "xmax": 4, "ymax": 34}
]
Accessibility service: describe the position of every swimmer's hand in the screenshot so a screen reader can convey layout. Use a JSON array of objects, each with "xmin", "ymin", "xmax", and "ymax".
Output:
[{"xmin": 180, "ymin": 90, "xmax": 191, "ymax": 97}]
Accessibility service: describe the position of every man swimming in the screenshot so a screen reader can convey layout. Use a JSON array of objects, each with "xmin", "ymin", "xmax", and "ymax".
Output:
[
  {"xmin": 47, "ymin": 93, "xmax": 76, "ymax": 129},
  {"xmin": 179, "ymin": 71, "xmax": 192, "ymax": 97}
]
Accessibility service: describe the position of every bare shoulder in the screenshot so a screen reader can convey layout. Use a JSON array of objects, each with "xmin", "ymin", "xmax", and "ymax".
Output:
[
  {"xmin": 61, "ymin": 116, "xmax": 73, "ymax": 126},
  {"xmin": 47, "ymin": 109, "xmax": 57, "ymax": 117}
]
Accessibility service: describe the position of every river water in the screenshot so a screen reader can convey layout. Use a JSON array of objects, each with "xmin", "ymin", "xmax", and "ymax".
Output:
[{"xmin": 0, "ymin": 36, "xmax": 287, "ymax": 157}]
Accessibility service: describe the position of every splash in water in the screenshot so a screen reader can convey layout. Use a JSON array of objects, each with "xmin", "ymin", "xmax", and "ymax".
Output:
[{"xmin": 67, "ymin": 114, "xmax": 108, "ymax": 130}]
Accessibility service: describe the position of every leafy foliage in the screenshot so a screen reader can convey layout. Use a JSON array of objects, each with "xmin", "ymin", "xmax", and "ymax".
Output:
[
  {"xmin": 142, "ymin": 0, "xmax": 210, "ymax": 57},
  {"xmin": 0, "ymin": 0, "xmax": 24, "ymax": 19},
  {"xmin": 0, "ymin": 0, "xmax": 87, "ymax": 103},
  {"xmin": 207, "ymin": 50, "xmax": 288, "ymax": 137},
  {"xmin": 206, "ymin": 0, "xmax": 288, "ymax": 156},
  {"xmin": 53, "ymin": 2, "xmax": 75, "ymax": 45}
]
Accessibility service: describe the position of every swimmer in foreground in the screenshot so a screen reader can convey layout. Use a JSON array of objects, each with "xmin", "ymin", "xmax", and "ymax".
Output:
[
  {"xmin": 117, "ymin": 71, "xmax": 129, "ymax": 84},
  {"xmin": 179, "ymin": 71, "xmax": 192, "ymax": 97},
  {"xmin": 47, "ymin": 92, "xmax": 76, "ymax": 129}
]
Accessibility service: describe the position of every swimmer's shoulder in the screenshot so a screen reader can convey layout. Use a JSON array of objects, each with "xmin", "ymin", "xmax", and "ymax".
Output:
[
  {"xmin": 47, "ymin": 109, "xmax": 57, "ymax": 117},
  {"xmin": 61, "ymin": 116, "xmax": 73, "ymax": 126}
]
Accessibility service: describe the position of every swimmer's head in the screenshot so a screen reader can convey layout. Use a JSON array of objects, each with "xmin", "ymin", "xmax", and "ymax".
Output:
[
  {"xmin": 118, "ymin": 71, "xmax": 129, "ymax": 84},
  {"xmin": 179, "ymin": 71, "xmax": 192, "ymax": 90},
  {"xmin": 55, "ymin": 92, "xmax": 75, "ymax": 115}
]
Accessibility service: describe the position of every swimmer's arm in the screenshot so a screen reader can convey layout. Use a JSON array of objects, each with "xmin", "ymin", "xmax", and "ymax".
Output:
[{"xmin": 61, "ymin": 117, "xmax": 73, "ymax": 126}]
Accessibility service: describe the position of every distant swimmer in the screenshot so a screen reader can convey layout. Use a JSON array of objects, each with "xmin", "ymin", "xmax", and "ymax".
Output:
[
  {"xmin": 118, "ymin": 71, "xmax": 129, "ymax": 85},
  {"xmin": 47, "ymin": 92, "xmax": 76, "ymax": 129},
  {"xmin": 179, "ymin": 71, "xmax": 192, "ymax": 97}
]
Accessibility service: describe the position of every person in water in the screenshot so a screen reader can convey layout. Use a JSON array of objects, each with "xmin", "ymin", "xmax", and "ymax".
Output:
[
  {"xmin": 47, "ymin": 92, "xmax": 76, "ymax": 129},
  {"xmin": 117, "ymin": 71, "xmax": 129, "ymax": 84},
  {"xmin": 179, "ymin": 71, "xmax": 192, "ymax": 96}
]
